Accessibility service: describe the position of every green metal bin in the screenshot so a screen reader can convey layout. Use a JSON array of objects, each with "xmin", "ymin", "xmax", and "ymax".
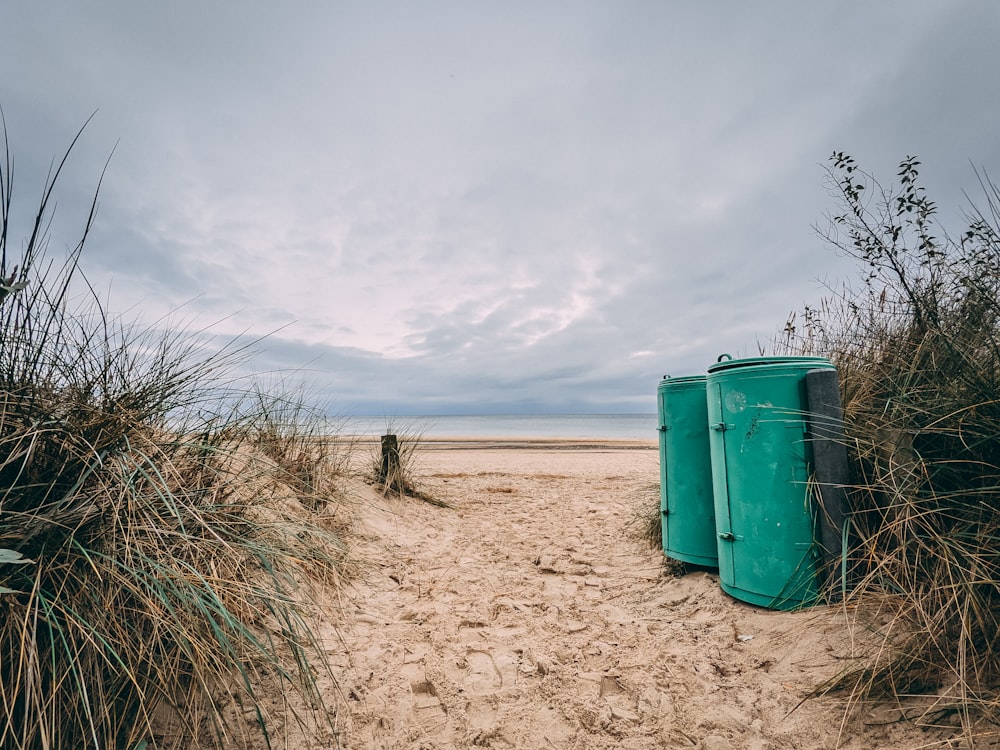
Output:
[
  {"xmin": 657, "ymin": 375, "xmax": 717, "ymax": 567},
  {"xmin": 706, "ymin": 355, "xmax": 836, "ymax": 609}
]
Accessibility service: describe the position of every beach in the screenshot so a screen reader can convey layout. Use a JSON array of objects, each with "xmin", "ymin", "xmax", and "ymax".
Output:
[{"xmin": 322, "ymin": 438, "xmax": 953, "ymax": 749}]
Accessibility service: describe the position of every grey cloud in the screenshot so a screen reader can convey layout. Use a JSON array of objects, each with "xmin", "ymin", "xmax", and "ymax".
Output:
[{"xmin": 4, "ymin": 1, "xmax": 1000, "ymax": 414}]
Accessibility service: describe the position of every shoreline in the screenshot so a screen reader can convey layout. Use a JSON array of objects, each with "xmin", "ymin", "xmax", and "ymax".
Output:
[{"xmin": 336, "ymin": 434, "xmax": 659, "ymax": 451}]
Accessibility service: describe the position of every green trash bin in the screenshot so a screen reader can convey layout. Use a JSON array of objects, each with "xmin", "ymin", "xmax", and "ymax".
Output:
[
  {"xmin": 657, "ymin": 375, "xmax": 717, "ymax": 567},
  {"xmin": 706, "ymin": 355, "xmax": 836, "ymax": 609}
]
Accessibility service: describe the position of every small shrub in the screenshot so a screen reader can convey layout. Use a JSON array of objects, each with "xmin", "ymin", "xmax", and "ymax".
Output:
[{"xmin": 782, "ymin": 153, "xmax": 1000, "ymax": 736}]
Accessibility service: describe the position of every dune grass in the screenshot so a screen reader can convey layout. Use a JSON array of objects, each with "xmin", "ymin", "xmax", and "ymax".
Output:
[
  {"xmin": 0, "ymin": 118, "xmax": 349, "ymax": 748},
  {"xmin": 780, "ymin": 153, "xmax": 1000, "ymax": 736}
]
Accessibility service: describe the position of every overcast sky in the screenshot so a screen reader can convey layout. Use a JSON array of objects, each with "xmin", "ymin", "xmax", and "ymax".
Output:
[{"xmin": 4, "ymin": 2, "xmax": 1000, "ymax": 414}]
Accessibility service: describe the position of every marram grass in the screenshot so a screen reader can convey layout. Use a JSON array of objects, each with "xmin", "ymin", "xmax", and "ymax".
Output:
[{"xmin": 0, "ymin": 116, "xmax": 349, "ymax": 748}]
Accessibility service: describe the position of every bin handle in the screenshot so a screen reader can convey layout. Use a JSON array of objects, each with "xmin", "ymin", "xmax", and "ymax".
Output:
[{"xmin": 717, "ymin": 353, "xmax": 733, "ymax": 362}]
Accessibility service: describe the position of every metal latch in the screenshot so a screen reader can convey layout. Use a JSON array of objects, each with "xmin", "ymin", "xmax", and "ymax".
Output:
[
  {"xmin": 717, "ymin": 531, "xmax": 735, "ymax": 541},
  {"xmin": 711, "ymin": 422, "xmax": 734, "ymax": 432}
]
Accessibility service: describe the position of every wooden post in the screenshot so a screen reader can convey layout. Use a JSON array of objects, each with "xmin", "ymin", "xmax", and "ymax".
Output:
[{"xmin": 379, "ymin": 434, "xmax": 400, "ymax": 486}]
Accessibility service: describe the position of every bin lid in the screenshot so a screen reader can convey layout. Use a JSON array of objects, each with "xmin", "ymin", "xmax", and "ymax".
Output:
[
  {"xmin": 707, "ymin": 354, "xmax": 832, "ymax": 375},
  {"xmin": 658, "ymin": 374, "xmax": 707, "ymax": 386}
]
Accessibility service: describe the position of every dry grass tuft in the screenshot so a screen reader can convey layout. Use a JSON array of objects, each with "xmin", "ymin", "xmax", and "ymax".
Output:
[
  {"xmin": 366, "ymin": 425, "xmax": 450, "ymax": 508},
  {"xmin": 629, "ymin": 481, "xmax": 663, "ymax": 551}
]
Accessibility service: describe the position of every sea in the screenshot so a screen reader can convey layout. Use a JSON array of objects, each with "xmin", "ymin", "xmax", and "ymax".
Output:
[{"xmin": 338, "ymin": 413, "xmax": 659, "ymax": 440}]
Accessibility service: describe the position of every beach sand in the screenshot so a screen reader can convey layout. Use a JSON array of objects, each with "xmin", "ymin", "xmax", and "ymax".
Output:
[{"xmin": 320, "ymin": 438, "xmax": 956, "ymax": 749}]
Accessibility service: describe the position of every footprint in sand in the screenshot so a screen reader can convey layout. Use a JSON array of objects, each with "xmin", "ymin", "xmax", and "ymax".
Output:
[
  {"xmin": 401, "ymin": 663, "xmax": 449, "ymax": 735},
  {"xmin": 464, "ymin": 699, "xmax": 500, "ymax": 736},
  {"xmin": 462, "ymin": 649, "xmax": 503, "ymax": 695}
]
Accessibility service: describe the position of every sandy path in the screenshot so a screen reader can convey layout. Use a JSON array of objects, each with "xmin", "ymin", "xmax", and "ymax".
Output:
[{"xmin": 329, "ymin": 441, "xmax": 952, "ymax": 749}]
